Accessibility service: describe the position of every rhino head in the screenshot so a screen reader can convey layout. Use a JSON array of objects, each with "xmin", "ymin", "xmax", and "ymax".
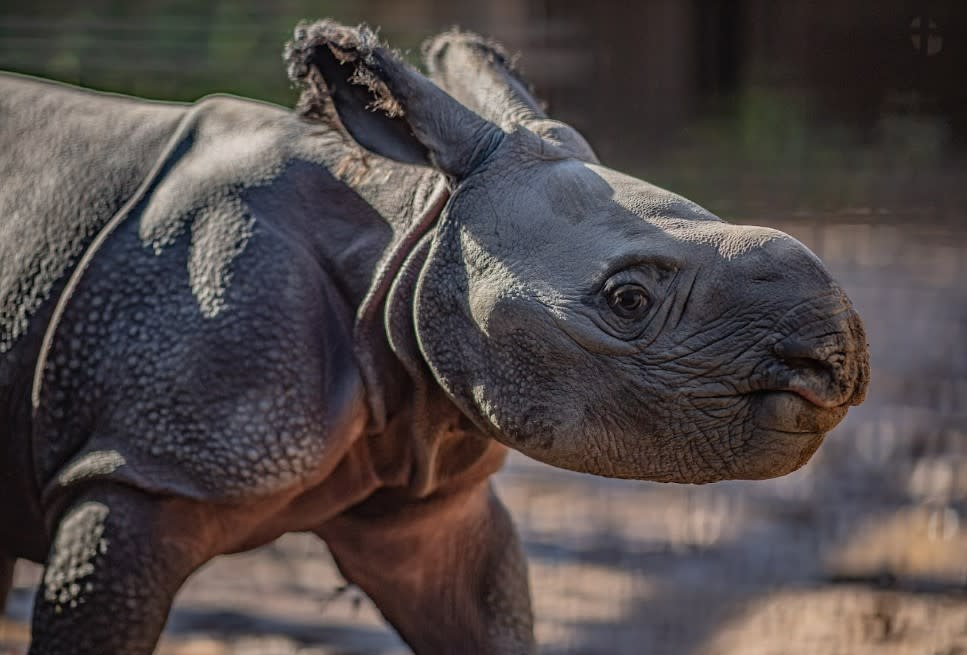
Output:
[{"xmin": 287, "ymin": 22, "xmax": 869, "ymax": 483}]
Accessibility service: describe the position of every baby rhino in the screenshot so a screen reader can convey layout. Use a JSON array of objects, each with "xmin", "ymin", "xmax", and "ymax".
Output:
[{"xmin": 0, "ymin": 20, "xmax": 868, "ymax": 655}]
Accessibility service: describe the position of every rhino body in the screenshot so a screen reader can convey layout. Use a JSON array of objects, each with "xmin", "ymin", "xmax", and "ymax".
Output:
[{"xmin": 0, "ymin": 22, "xmax": 868, "ymax": 655}]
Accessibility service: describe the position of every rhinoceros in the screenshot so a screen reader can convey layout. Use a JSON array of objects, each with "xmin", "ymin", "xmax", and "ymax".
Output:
[{"xmin": 0, "ymin": 20, "xmax": 868, "ymax": 655}]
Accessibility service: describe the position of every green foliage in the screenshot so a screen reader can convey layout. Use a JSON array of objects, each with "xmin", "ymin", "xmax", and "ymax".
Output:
[{"xmin": 0, "ymin": 0, "xmax": 428, "ymax": 105}]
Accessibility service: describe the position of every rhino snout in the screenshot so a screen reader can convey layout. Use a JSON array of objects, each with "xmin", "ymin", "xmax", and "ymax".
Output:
[
  {"xmin": 720, "ymin": 226, "xmax": 870, "ymax": 411},
  {"xmin": 771, "ymin": 307, "xmax": 870, "ymax": 409}
]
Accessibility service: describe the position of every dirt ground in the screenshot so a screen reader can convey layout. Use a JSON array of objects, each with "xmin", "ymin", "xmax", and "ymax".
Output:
[
  {"xmin": 2, "ymin": 216, "xmax": 965, "ymax": 654},
  {"xmin": 2, "ymin": 455, "xmax": 964, "ymax": 655}
]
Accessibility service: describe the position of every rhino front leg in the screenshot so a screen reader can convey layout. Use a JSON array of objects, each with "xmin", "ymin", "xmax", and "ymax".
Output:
[
  {"xmin": 319, "ymin": 481, "xmax": 535, "ymax": 655},
  {"xmin": 29, "ymin": 485, "xmax": 218, "ymax": 655},
  {"xmin": 0, "ymin": 556, "xmax": 13, "ymax": 613}
]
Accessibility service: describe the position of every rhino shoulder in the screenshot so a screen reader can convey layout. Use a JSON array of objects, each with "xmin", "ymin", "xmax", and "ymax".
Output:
[{"xmin": 33, "ymin": 98, "xmax": 371, "ymax": 505}]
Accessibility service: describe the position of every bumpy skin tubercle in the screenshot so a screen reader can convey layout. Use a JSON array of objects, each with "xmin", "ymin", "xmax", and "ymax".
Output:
[{"xmin": 0, "ymin": 19, "xmax": 867, "ymax": 655}]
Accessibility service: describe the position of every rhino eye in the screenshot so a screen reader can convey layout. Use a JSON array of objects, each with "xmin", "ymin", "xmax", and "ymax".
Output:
[{"xmin": 607, "ymin": 284, "xmax": 649, "ymax": 318}]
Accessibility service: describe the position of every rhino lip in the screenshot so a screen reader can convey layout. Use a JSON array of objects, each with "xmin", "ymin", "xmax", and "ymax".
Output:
[
  {"xmin": 758, "ymin": 361, "xmax": 860, "ymax": 410},
  {"xmin": 751, "ymin": 389, "xmax": 849, "ymax": 435},
  {"xmin": 780, "ymin": 384, "xmax": 841, "ymax": 409}
]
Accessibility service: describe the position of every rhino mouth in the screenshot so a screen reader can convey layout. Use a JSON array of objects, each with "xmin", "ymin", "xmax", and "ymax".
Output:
[
  {"xmin": 667, "ymin": 384, "xmax": 852, "ymax": 482},
  {"xmin": 718, "ymin": 384, "xmax": 859, "ymax": 478},
  {"xmin": 751, "ymin": 389, "xmax": 849, "ymax": 435}
]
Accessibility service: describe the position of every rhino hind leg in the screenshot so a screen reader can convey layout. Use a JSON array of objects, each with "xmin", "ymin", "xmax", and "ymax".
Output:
[
  {"xmin": 28, "ymin": 485, "xmax": 217, "ymax": 655},
  {"xmin": 0, "ymin": 557, "xmax": 14, "ymax": 613}
]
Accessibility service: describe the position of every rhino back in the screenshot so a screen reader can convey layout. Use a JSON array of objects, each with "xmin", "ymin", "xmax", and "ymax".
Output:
[{"xmin": 0, "ymin": 73, "xmax": 187, "ymax": 355}]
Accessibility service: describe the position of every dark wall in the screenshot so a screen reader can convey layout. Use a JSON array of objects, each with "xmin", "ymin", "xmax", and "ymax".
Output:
[
  {"xmin": 738, "ymin": 1, "xmax": 967, "ymax": 143},
  {"xmin": 508, "ymin": 1, "xmax": 966, "ymax": 161}
]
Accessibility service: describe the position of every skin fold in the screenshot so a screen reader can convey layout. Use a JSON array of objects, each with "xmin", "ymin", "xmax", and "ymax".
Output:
[{"xmin": 0, "ymin": 20, "xmax": 868, "ymax": 655}]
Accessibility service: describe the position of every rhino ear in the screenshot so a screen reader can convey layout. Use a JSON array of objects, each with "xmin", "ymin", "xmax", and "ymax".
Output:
[
  {"xmin": 286, "ymin": 20, "xmax": 501, "ymax": 178},
  {"xmin": 423, "ymin": 29, "xmax": 598, "ymax": 163},
  {"xmin": 423, "ymin": 30, "xmax": 543, "ymax": 129}
]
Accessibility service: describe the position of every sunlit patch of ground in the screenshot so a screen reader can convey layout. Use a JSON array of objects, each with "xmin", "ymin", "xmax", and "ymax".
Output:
[
  {"xmin": 828, "ymin": 504, "xmax": 965, "ymax": 582},
  {"xmin": 703, "ymin": 589, "xmax": 966, "ymax": 655}
]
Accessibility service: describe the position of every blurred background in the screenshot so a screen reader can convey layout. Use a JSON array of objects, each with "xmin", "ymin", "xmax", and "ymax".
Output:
[{"xmin": 1, "ymin": 1, "xmax": 965, "ymax": 654}]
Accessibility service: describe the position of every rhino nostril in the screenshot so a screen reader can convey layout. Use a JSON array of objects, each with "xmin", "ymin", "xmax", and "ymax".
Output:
[
  {"xmin": 772, "ymin": 340, "xmax": 834, "ymax": 374},
  {"xmin": 777, "ymin": 355, "xmax": 831, "ymax": 376},
  {"xmin": 771, "ymin": 337, "xmax": 860, "ymax": 408}
]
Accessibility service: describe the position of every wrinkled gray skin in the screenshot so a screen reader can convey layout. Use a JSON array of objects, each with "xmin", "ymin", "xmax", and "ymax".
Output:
[{"xmin": 0, "ymin": 20, "xmax": 868, "ymax": 655}]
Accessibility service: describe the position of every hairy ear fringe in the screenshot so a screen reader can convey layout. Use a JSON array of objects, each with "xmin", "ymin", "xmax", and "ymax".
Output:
[
  {"xmin": 422, "ymin": 28, "xmax": 521, "ymax": 76},
  {"xmin": 284, "ymin": 19, "xmax": 404, "ymax": 122},
  {"xmin": 421, "ymin": 28, "xmax": 546, "ymax": 113}
]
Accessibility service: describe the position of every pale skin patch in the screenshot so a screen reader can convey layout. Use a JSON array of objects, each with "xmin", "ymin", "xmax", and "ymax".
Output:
[
  {"xmin": 42, "ymin": 501, "xmax": 108, "ymax": 610},
  {"xmin": 55, "ymin": 451, "xmax": 125, "ymax": 488},
  {"xmin": 187, "ymin": 197, "xmax": 255, "ymax": 318}
]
